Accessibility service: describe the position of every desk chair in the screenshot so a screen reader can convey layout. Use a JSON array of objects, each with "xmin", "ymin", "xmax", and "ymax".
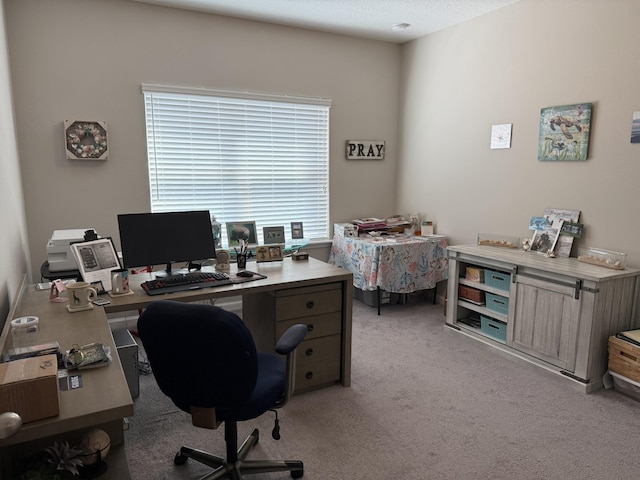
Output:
[{"xmin": 137, "ymin": 300, "xmax": 307, "ymax": 480}]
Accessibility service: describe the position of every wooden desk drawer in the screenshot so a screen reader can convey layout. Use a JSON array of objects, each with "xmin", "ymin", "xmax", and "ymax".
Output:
[
  {"xmin": 275, "ymin": 288, "xmax": 342, "ymax": 321},
  {"xmin": 275, "ymin": 312, "xmax": 342, "ymax": 341},
  {"xmin": 294, "ymin": 335, "xmax": 341, "ymax": 391}
]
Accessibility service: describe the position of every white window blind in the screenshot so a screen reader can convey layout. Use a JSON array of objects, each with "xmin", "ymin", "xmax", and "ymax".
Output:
[{"xmin": 142, "ymin": 84, "xmax": 331, "ymax": 247}]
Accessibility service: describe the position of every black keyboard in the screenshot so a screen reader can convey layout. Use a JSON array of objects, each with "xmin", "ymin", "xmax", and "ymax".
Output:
[{"xmin": 141, "ymin": 272, "xmax": 233, "ymax": 296}]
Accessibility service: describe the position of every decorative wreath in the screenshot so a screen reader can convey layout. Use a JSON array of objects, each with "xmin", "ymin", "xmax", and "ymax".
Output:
[{"xmin": 65, "ymin": 120, "xmax": 108, "ymax": 160}]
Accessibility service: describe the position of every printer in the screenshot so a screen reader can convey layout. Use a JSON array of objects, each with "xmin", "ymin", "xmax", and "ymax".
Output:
[{"xmin": 46, "ymin": 229, "xmax": 96, "ymax": 272}]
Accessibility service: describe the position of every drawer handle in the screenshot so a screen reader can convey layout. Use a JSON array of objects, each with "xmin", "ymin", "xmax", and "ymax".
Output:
[
  {"xmin": 305, "ymin": 371, "xmax": 313, "ymax": 380},
  {"xmin": 305, "ymin": 348, "xmax": 314, "ymax": 356},
  {"xmin": 306, "ymin": 324, "xmax": 314, "ymax": 332},
  {"xmin": 493, "ymin": 299, "xmax": 506, "ymax": 306},
  {"xmin": 306, "ymin": 300, "xmax": 315, "ymax": 309},
  {"xmin": 621, "ymin": 351, "xmax": 637, "ymax": 362}
]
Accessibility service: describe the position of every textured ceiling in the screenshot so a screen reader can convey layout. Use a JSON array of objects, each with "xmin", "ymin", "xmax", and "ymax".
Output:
[{"xmin": 132, "ymin": 0, "xmax": 520, "ymax": 44}]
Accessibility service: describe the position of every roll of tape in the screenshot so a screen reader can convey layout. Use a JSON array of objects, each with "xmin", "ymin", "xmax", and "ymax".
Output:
[{"xmin": 11, "ymin": 316, "xmax": 39, "ymax": 330}]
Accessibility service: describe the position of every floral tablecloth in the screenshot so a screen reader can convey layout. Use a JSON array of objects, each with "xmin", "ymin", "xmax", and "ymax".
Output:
[{"xmin": 328, "ymin": 235, "xmax": 449, "ymax": 293}]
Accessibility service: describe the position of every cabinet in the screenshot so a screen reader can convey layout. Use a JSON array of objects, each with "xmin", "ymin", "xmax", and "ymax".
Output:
[
  {"xmin": 446, "ymin": 245, "xmax": 640, "ymax": 392},
  {"xmin": 242, "ymin": 282, "xmax": 344, "ymax": 393}
]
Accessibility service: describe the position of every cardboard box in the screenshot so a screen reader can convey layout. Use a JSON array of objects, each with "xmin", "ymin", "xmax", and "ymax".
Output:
[
  {"xmin": 609, "ymin": 335, "xmax": 640, "ymax": 383},
  {"xmin": 0, "ymin": 354, "xmax": 59, "ymax": 423}
]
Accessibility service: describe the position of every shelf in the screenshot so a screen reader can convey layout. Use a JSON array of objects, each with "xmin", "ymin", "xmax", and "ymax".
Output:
[
  {"xmin": 458, "ymin": 278, "xmax": 510, "ymax": 298},
  {"xmin": 457, "ymin": 299, "xmax": 507, "ymax": 323}
]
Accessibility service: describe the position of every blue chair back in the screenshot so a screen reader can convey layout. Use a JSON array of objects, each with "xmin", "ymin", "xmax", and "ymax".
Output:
[{"xmin": 137, "ymin": 300, "xmax": 258, "ymax": 412}]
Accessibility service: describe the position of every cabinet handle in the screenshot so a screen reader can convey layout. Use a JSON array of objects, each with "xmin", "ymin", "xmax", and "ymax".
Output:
[
  {"xmin": 306, "ymin": 300, "xmax": 315, "ymax": 309},
  {"xmin": 305, "ymin": 348, "xmax": 314, "ymax": 356},
  {"xmin": 305, "ymin": 371, "xmax": 313, "ymax": 380},
  {"xmin": 306, "ymin": 324, "xmax": 314, "ymax": 332}
]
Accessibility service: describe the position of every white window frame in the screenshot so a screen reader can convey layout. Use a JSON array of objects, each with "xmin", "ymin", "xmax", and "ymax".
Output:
[{"xmin": 141, "ymin": 83, "xmax": 331, "ymax": 248}]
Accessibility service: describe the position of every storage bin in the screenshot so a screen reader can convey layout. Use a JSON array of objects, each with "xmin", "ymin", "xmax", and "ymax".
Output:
[
  {"xmin": 458, "ymin": 285, "xmax": 485, "ymax": 304},
  {"xmin": 354, "ymin": 287, "xmax": 400, "ymax": 307},
  {"xmin": 481, "ymin": 315, "xmax": 507, "ymax": 343},
  {"xmin": 486, "ymin": 292, "xmax": 509, "ymax": 315},
  {"xmin": 609, "ymin": 370, "xmax": 640, "ymax": 401},
  {"xmin": 484, "ymin": 269, "xmax": 510, "ymax": 291},
  {"xmin": 608, "ymin": 335, "xmax": 640, "ymax": 383}
]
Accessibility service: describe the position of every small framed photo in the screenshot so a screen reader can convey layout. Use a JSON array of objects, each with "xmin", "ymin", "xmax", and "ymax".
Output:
[
  {"xmin": 263, "ymin": 226, "xmax": 285, "ymax": 245},
  {"xmin": 226, "ymin": 221, "xmax": 257, "ymax": 247},
  {"xmin": 256, "ymin": 244, "xmax": 284, "ymax": 263},
  {"xmin": 291, "ymin": 222, "xmax": 304, "ymax": 240},
  {"xmin": 90, "ymin": 280, "xmax": 106, "ymax": 295}
]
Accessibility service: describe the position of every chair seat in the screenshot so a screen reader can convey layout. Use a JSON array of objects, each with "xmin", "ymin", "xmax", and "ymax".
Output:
[{"xmin": 216, "ymin": 353, "xmax": 286, "ymax": 422}]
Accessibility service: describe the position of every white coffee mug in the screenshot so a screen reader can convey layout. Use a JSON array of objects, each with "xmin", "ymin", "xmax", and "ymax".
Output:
[
  {"xmin": 67, "ymin": 282, "xmax": 98, "ymax": 309},
  {"xmin": 111, "ymin": 268, "xmax": 130, "ymax": 294}
]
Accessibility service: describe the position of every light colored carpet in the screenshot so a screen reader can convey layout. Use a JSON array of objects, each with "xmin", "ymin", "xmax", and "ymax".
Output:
[{"xmin": 124, "ymin": 296, "xmax": 640, "ymax": 480}]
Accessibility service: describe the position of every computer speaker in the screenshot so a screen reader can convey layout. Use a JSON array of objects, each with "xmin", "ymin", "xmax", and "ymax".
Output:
[{"xmin": 215, "ymin": 249, "xmax": 231, "ymax": 272}]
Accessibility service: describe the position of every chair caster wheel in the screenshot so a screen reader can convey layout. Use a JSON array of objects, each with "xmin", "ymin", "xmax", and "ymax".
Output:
[
  {"xmin": 174, "ymin": 452, "xmax": 188, "ymax": 465},
  {"xmin": 291, "ymin": 469, "xmax": 304, "ymax": 479}
]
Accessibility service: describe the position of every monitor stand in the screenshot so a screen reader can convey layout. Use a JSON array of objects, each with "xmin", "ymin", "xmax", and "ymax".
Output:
[{"xmin": 154, "ymin": 262, "xmax": 189, "ymax": 278}]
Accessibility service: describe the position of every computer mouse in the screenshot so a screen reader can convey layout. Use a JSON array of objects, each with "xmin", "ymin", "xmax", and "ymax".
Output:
[{"xmin": 237, "ymin": 271, "xmax": 254, "ymax": 277}]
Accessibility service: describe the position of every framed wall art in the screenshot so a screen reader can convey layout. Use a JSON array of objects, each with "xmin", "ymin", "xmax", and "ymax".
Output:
[
  {"xmin": 490, "ymin": 123, "xmax": 512, "ymax": 149},
  {"xmin": 65, "ymin": 120, "xmax": 109, "ymax": 160},
  {"xmin": 225, "ymin": 221, "xmax": 257, "ymax": 247},
  {"xmin": 263, "ymin": 226, "xmax": 285, "ymax": 245},
  {"xmin": 538, "ymin": 103, "xmax": 592, "ymax": 161}
]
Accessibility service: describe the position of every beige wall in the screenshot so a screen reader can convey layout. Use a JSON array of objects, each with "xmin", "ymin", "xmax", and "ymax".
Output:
[
  {"xmin": 5, "ymin": 0, "xmax": 400, "ymax": 281},
  {"xmin": 398, "ymin": 0, "xmax": 640, "ymax": 266},
  {"xmin": 6, "ymin": 0, "xmax": 640, "ymax": 287},
  {"xmin": 0, "ymin": 0, "xmax": 30, "ymax": 320}
]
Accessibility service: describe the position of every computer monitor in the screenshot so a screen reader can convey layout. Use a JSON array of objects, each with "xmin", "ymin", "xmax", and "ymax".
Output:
[{"xmin": 117, "ymin": 211, "xmax": 216, "ymax": 276}]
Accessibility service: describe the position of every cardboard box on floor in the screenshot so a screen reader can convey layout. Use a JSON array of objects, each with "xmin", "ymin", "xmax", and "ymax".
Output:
[{"xmin": 0, "ymin": 354, "xmax": 59, "ymax": 423}]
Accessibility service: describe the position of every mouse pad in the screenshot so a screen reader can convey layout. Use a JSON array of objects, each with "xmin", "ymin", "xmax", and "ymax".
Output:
[{"xmin": 231, "ymin": 271, "xmax": 267, "ymax": 284}]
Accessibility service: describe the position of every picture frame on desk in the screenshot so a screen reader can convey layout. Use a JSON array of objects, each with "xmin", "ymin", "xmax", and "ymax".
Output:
[
  {"xmin": 226, "ymin": 221, "xmax": 257, "ymax": 247},
  {"xmin": 256, "ymin": 245, "xmax": 284, "ymax": 263},
  {"xmin": 263, "ymin": 226, "xmax": 285, "ymax": 245},
  {"xmin": 291, "ymin": 222, "xmax": 304, "ymax": 240}
]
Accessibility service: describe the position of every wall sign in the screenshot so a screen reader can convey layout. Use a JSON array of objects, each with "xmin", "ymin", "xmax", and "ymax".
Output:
[{"xmin": 346, "ymin": 140, "xmax": 385, "ymax": 160}]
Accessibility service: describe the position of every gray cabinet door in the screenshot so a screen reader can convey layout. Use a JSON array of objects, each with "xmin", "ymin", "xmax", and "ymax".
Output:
[{"xmin": 511, "ymin": 274, "xmax": 580, "ymax": 371}]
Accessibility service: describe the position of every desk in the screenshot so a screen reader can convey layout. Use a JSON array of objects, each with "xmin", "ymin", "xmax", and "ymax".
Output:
[
  {"xmin": 107, "ymin": 257, "xmax": 353, "ymax": 393},
  {"xmin": 0, "ymin": 279, "xmax": 134, "ymax": 479},
  {"xmin": 1, "ymin": 258, "xmax": 352, "ymax": 478},
  {"xmin": 328, "ymin": 235, "xmax": 449, "ymax": 313}
]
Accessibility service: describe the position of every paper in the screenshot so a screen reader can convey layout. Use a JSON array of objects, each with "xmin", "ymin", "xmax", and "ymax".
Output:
[{"xmin": 69, "ymin": 238, "xmax": 121, "ymax": 291}]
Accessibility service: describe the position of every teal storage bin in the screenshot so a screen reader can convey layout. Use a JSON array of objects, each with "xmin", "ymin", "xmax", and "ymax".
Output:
[
  {"xmin": 484, "ymin": 269, "xmax": 510, "ymax": 291},
  {"xmin": 486, "ymin": 292, "xmax": 509, "ymax": 315},
  {"xmin": 481, "ymin": 315, "xmax": 507, "ymax": 343}
]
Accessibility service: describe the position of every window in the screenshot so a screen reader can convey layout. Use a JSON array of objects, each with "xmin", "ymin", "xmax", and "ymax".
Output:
[{"xmin": 142, "ymin": 84, "xmax": 331, "ymax": 247}]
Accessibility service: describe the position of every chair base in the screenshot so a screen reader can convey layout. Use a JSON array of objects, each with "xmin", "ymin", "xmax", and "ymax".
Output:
[{"xmin": 174, "ymin": 427, "xmax": 304, "ymax": 480}]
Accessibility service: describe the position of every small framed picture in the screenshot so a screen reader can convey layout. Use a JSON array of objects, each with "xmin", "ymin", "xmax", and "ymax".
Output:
[
  {"xmin": 255, "ymin": 244, "xmax": 284, "ymax": 263},
  {"xmin": 291, "ymin": 222, "xmax": 304, "ymax": 240},
  {"xmin": 226, "ymin": 221, "xmax": 257, "ymax": 247},
  {"xmin": 90, "ymin": 280, "xmax": 106, "ymax": 295},
  {"xmin": 263, "ymin": 226, "xmax": 285, "ymax": 245}
]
